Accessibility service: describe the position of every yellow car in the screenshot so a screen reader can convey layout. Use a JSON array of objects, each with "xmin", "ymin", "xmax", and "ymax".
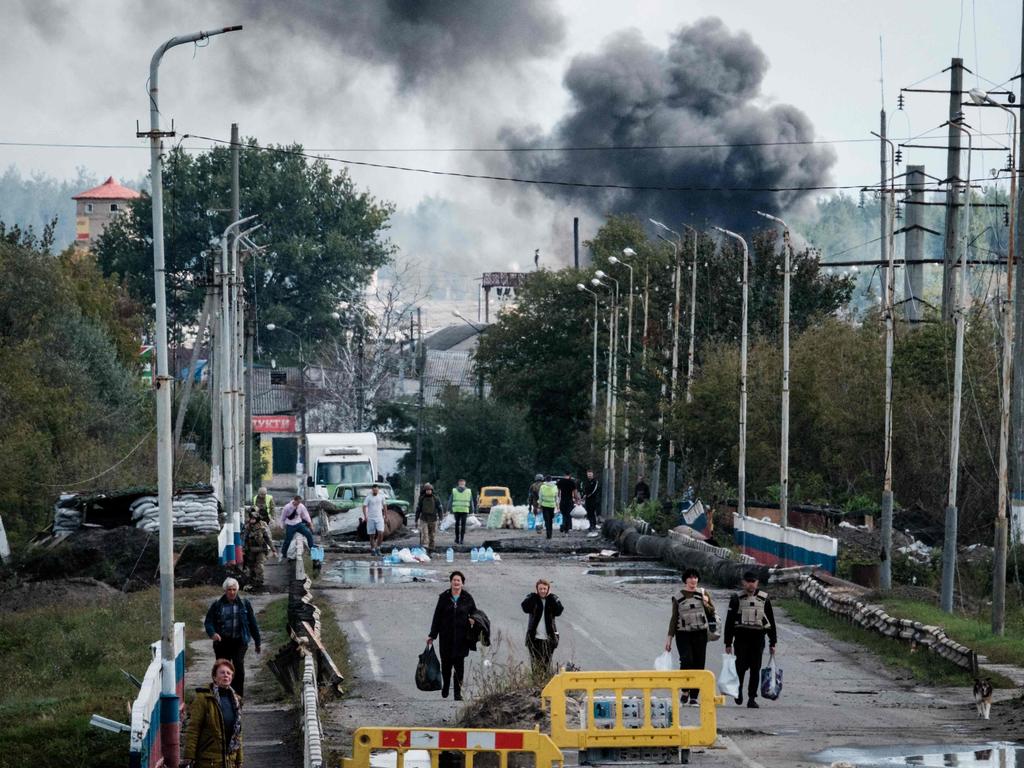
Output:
[{"xmin": 478, "ymin": 486, "xmax": 513, "ymax": 509}]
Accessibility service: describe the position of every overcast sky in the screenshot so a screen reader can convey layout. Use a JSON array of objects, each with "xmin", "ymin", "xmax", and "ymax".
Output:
[{"xmin": 3, "ymin": 0, "xmax": 1021, "ymax": 297}]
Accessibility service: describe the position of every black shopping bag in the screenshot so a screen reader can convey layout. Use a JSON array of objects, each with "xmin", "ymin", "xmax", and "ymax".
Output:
[{"xmin": 415, "ymin": 644, "xmax": 443, "ymax": 691}]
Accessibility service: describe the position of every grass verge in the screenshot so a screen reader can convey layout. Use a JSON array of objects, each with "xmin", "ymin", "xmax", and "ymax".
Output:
[
  {"xmin": 878, "ymin": 598, "xmax": 1024, "ymax": 668},
  {"xmin": 0, "ymin": 587, "xmax": 209, "ymax": 768},
  {"xmin": 778, "ymin": 597, "xmax": 982, "ymax": 688}
]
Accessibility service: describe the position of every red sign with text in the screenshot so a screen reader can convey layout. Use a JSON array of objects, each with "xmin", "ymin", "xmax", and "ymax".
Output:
[{"xmin": 252, "ymin": 415, "xmax": 296, "ymax": 433}]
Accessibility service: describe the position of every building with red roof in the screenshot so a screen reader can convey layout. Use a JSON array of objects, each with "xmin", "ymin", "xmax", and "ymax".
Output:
[{"xmin": 71, "ymin": 176, "xmax": 141, "ymax": 249}]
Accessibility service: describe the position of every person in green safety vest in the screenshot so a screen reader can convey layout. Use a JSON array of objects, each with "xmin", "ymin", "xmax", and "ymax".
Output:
[
  {"xmin": 538, "ymin": 477, "xmax": 558, "ymax": 540},
  {"xmin": 447, "ymin": 479, "xmax": 477, "ymax": 545},
  {"xmin": 252, "ymin": 487, "xmax": 275, "ymax": 524}
]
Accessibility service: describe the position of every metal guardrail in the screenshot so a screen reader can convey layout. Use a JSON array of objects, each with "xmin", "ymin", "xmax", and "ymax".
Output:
[
  {"xmin": 341, "ymin": 727, "xmax": 565, "ymax": 768},
  {"xmin": 541, "ymin": 670, "xmax": 723, "ymax": 752},
  {"xmin": 303, "ymin": 650, "xmax": 325, "ymax": 768},
  {"xmin": 128, "ymin": 622, "xmax": 185, "ymax": 768}
]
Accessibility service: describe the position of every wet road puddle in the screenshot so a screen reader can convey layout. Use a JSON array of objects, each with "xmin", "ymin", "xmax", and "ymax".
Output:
[
  {"xmin": 812, "ymin": 742, "xmax": 1023, "ymax": 766},
  {"xmin": 584, "ymin": 564, "xmax": 681, "ymax": 584},
  {"xmin": 326, "ymin": 561, "xmax": 439, "ymax": 585}
]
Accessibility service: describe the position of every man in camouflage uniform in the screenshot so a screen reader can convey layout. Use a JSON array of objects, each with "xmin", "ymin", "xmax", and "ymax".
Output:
[{"xmin": 244, "ymin": 509, "xmax": 275, "ymax": 590}]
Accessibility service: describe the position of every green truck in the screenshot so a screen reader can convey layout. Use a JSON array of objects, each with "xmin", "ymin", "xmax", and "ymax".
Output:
[{"xmin": 318, "ymin": 482, "xmax": 410, "ymax": 536}]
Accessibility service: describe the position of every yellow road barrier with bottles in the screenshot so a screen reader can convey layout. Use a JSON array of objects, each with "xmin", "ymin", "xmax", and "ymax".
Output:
[
  {"xmin": 541, "ymin": 670, "xmax": 724, "ymax": 751},
  {"xmin": 342, "ymin": 726, "xmax": 564, "ymax": 768}
]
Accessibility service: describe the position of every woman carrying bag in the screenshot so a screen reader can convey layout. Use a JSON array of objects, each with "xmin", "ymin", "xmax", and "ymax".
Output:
[
  {"xmin": 664, "ymin": 567, "xmax": 718, "ymax": 706},
  {"xmin": 426, "ymin": 570, "xmax": 477, "ymax": 700}
]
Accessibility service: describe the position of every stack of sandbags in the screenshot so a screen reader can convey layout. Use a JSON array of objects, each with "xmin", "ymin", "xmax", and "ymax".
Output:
[
  {"xmin": 130, "ymin": 493, "xmax": 220, "ymax": 533},
  {"xmin": 53, "ymin": 494, "xmax": 83, "ymax": 533},
  {"xmin": 491, "ymin": 504, "xmax": 529, "ymax": 529}
]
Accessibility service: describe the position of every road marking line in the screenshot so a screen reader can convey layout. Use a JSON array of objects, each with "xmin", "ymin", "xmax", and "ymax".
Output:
[
  {"xmin": 352, "ymin": 619, "xmax": 383, "ymax": 680},
  {"xmin": 719, "ymin": 735, "xmax": 769, "ymax": 768},
  {"xmin": 569, "ymin": 621, "xmax": 617, "ymax": 660}
]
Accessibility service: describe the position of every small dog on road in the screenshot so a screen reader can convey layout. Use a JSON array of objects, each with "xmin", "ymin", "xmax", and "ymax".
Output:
[{"xmin": 973, "ymin": 677, "xmax": 993, "ymax": 720}]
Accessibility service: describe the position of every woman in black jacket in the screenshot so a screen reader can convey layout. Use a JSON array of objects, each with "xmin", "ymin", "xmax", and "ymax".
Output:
[
  {"xmin": 427, "ymin": 570, "xmax": 477, "ymax": 700},
  {"xmin": 522, "ymin": 578, "xmax": 564, "ymax": 674}
]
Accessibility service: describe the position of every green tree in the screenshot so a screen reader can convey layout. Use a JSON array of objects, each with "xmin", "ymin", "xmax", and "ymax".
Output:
[
  {"xmin": 395, "ymin": 390, "xmax": 537, "ymax": 503},
  {"xmin": 0, "ymin": 232, "xmax": 164, "ymax": 543},
  {"xmin": 95, "ymin": 140, "xmax": 396, "ymax": 360}
]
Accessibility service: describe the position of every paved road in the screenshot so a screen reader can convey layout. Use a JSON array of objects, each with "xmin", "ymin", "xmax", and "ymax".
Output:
[{"xmin": 320, "ymin": 542, "xmax": 999, "ymax": 767}]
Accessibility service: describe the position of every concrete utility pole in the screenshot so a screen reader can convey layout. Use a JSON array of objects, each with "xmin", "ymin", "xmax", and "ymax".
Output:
[
  {"xmin": 714, "ymin": 227, "xmax": 750, "ymax": 518},
  {"xmin": 650, "ymin": 219, "xmax": 683, "ymax": 497},
  {"xmin": 592, "ymin": 276, "xmax": 616, "ymax": 516},
  {"xmin": 413, "ymin": 308, "xmax": 425, "ymax": 506},
  {"xmin": 904, "ymin": 165, "xmax": 927, "ymax": 322},
  {"xmin": 595, "ymin": 270, "xmax": 620, "ymax": 514},
  {"xmin": 872, "ymin": 119, "xmax": 897, "ymax": 591},
  {"xmin": 969, "ymin": 87, "xmax": 1018, "ymax": 634},
  {"xmin": 1010, "ymin": 12, "xmax": 1024, "ymax": 632},
  {"xmin": 941, "ymin": 59, "xmax": 965, "ymax": 320},
  {"xmin": 941, "ymin": 120, "xmax": 974, "ymax": 614},
  {"xmin": 144, "ymin": 25, "xmax": 241, "ymax": 767},
  {"xmin": 756, "ymin": 211, "xmax": 793, "ymax": 531},
  {"xmin": 174, "ymin": 294, "xmax": 211, "ymax": 451}
]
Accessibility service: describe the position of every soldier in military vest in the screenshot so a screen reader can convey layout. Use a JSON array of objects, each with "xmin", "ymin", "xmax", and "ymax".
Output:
[
  {"xmin": 665, "ymin": 568, "xmax": 718, "ymax": 705},
  {"xmin": 243, "ymin": 509, "xmax": 275, "ymax": 590},
  {"xmin": 724, "ymin": 570, "xmax": 777, "ymax": 708}
]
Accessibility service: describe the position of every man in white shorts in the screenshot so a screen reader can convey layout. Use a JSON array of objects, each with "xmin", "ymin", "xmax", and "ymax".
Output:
[{"xmin": 363, "ymin": 484, "xmax": 387, "ymax": 555}]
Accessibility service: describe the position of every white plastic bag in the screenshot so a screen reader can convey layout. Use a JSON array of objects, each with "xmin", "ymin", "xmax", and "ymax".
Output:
[
  {"xmin": 439, "ymin": 514, "xmax": 455, "ymax": 531},
  {"xmin": 570, "ymin": 504, "xmax": 588, "ymax": 519},
  {"xmin": 653, "ymin": 651, "xmax": 673, "ymax": 671},
  {"xmin": 717, "ymin": 654, "xmax": 740, "ymax": 698}
]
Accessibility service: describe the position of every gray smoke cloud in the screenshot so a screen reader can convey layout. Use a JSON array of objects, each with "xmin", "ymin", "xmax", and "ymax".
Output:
[
  {"xmin": 498, "ymin": 18, "xmax": 836, "ymax": 230},
  {"xmin": 237, "ymin": 0, "xmax": 566, "ymax": 90}
]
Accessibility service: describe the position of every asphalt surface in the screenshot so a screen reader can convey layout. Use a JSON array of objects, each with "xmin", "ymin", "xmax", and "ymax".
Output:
[{"xmin": 319, "ymin": 528, "xmax": 1013, "ymax": 768}]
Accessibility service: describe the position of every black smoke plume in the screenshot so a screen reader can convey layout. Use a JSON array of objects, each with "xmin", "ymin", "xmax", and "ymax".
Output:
[
  {"xmin": 499, "ymin": 18, "xmax": 836, "ymax": 230},
  {"xmin": 239, "ymin": 0, "xmax": 566, "ymax": 90}
]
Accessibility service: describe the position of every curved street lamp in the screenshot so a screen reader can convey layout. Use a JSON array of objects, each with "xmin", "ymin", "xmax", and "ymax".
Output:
[{"xmin": 712, "ymin": 226, "xmax": 750, "ymax": 520}]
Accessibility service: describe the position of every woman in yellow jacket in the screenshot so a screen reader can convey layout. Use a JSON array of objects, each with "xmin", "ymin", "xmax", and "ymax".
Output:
[{"xmin": 182, "ymin": 659, "xmax": 243, "ymax": 768}]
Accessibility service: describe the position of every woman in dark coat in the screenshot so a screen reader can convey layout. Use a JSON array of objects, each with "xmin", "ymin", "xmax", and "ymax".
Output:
[
  {"xmin": 522, "ymin": 578, "xmax": 564, "ymax": 675},
  {"xmin": 426, "ymin": 570, "xmax": 477, "ymax": 700}
]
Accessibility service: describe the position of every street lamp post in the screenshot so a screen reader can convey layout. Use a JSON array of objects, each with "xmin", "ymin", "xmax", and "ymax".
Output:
[
  {"xmin": 144, "ymin": 25, "xmax": 241, "ymax": 768},
  {"xmin": 650, "ymin": 220, "xmax": 683, "ymax": 498},
  {"xmin": 576, "ymin": 283, "xmax": 601, "ymax": 449},
  {"xmin": 941, "ymin": 119, "xmax": 975, "ymax": 614},
  {"xmin": 595, "ymin": 270, "xmax": 620, "ymax": 515},
  {"xmin": 266, "ymin": 323, "xmax": 307, "ymax": 498},
  {"xmin": 713, "ymin": 227, "xmax": 750, "ymax": 519},
  {"xmin": 681, "ymin": 227, "xmax": 699, "ymax": 405},
  {"xmin": 592, "ymin": 277, "xmax": 617, "ymax": 517},
  {"xmin": 969, "ymin": 89, "xmax": 1017, "ymax": 632},
  {"xmin": 608, "ymin": 249, "xmax": 636, "ymax": 509},
  {"xmin": 756, "ymin": 211, "xmax": 794, "ymax": 533}
]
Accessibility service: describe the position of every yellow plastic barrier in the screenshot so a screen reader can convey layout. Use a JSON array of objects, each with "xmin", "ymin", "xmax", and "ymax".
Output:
[
  {"xmin": 541, "ymin": 670, "xmax": 724, "ymax": 751},
  {"xmin": 342, "ymin": 726, "xmax": 564, "ymax": 768}
]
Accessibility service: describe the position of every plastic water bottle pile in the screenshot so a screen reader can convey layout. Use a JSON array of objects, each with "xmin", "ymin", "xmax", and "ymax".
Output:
[{"xmin": 469, "ymin": 546, "xmax": 496, "ymax": 562}]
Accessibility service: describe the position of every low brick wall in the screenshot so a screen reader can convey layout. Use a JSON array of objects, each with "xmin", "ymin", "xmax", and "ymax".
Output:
[{"xmin": 798, "ymin": 574, "xmax": 978, "ymax": 672}]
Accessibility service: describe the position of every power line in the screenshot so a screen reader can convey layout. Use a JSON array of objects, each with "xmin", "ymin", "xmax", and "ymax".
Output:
[
  {"xmin": 0, "ymin": 130, "xmax": 1016, "ymax": 153},
  {"xmin": 183, "ymin": 133, "xmax": 1017, "ymax": 195}
]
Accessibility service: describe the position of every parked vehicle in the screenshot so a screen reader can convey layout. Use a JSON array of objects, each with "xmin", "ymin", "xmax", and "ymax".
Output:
[
  {"xmin": 317, "ymin": 482, "xmax": 409, "ymax": 536},
  {"xmin": 478, "ymin": 485, "xmax": 513, "ymax": 509},
  {"xmin": 305, "ymin": 433, "xmax": 378, "ymax": 500}
]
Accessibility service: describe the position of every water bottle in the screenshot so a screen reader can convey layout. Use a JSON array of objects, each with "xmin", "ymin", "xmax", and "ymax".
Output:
[
  {"xmin": 527, "ymin": 511, "xmax": 536, "ymax": 530},
  {"xmin": 446, "ymin": 547, "xmax": 454, "ymax": 563},
  {"xmin": 485, "ymin": 546, "xmax": 495, "ymax": 562},
  {"xmin": 471, "ymin": 547, "xmax": 479, "ymax": 562},
  {"xmin": 390, "ymin": 548, "xmax": 399, "ymax": 565}
]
